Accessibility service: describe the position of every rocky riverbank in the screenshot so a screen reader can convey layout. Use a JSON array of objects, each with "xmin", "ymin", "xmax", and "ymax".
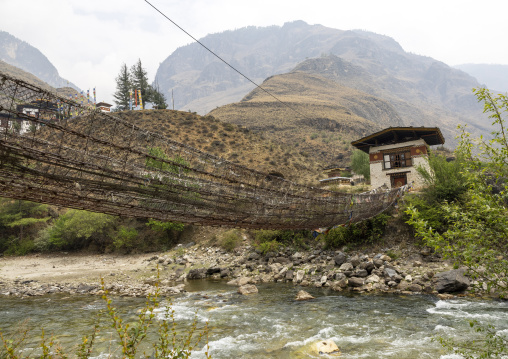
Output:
[{"xmin": 0, "ymin": 243, "xmax": 474, "ymax": 299}]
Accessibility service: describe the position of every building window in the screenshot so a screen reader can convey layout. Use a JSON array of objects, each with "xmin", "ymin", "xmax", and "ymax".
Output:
[{"xmin": 383, "ymin": 151, "xmax": 412, "ymax": 169}]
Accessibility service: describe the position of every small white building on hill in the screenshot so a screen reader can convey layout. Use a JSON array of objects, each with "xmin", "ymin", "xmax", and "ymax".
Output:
[{"xmin": 351, "ymin": 127, "xmax": 445, "ymax": 189}]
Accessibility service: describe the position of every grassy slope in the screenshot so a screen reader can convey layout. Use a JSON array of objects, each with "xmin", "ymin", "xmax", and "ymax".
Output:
[
  {"xmin": 115, "ymin": 109, "xmax": 328, "ymax": 184},
  {"xmin": 209, "ymin": 71, "xmax": 402, "ymax": 166}
]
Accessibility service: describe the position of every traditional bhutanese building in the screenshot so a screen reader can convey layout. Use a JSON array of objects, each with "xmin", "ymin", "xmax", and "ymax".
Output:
[
  {"xmin": 351, "ymin": 127, "xmax": 445, "ymax": 189},
  {"xmin": 96, "ymin": 102, "xmax": 112, "ymax": 112}
]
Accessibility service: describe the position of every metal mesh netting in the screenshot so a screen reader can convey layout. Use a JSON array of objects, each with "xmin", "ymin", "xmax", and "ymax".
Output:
[{"xmin": 0, "ymin": 71, "xmax": 405, "ymax": 229}]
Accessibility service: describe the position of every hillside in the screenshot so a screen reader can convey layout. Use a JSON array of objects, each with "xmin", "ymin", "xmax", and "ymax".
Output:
[
  {"xmin": 209, "ymin": 70, "xmax": 403, "ymax": 164},
  {"xmin": 156, "ymin": 21, "xmax": 487, "ymax": 145},
  {"xmin": 291, "ymin": 55, "xmax": 486, "ymax": 144},
  {"xmin": 88, "ymin": 110, "xmax": 328, "ymax": 184},
  {"xmin": 0, "ymin": 31, "xmax": 78, "ymax": 90},
  {"xmin": 0, "ymin": 60, "xmax": 53, "ymax": 91}
]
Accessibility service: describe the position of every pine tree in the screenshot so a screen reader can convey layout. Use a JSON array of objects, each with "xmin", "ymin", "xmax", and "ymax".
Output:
[
  {"xmin": 113, "ymin": 63, "xmax": 131, "ymax": 111},
  {"xmin": 130, "ymin": 59, "xmax": 150, "ymax": 106},
  {"xmin": 148, "ymin": 80, "xmax": 168, "ymax": 109}
]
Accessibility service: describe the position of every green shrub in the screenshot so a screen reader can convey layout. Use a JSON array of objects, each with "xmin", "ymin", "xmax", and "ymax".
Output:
[
  {"xmin": 113, "ymin": 225, "xmax": 139, "ymax": 251},
  {"xmin": 0, "ymin": 199, "xmax": 52, "ymax": 254},
  {"xmin": 219, "ymin": 229, "xmax": 241, "ymax": 252},
  {"xmin": 402, "ymin": 193, "xmax": 448, "ymax": 232},
  {"xmin": 416, "ymin": 152, "xmax": 467, "ymax": 203},
  {"xmin": 253, "ymin": 229, "xmax": 310, "ymax": 253},
  {"xmin": 350, "ymin": 149, "xmax": 370, "ymax": 180},
  {"xmin": 41, "ymin": 209, "xmax": 116, "ymax": 250},
  {"xmin": 321, "ymin": 213, "xmax": 390, "ymax": 249},
  {"xmin": 256, "ymin": 239, "xmax": 281, "ymax": 254},
  {"xmin": 146, "ymin": 219, "xmax": 185, "ymax": 250}
]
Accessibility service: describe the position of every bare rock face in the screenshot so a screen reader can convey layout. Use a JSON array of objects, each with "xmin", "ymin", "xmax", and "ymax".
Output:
[
  {"xmin": 238, "ymin": 284, "xmax": 258, "ymax": 295},
  {"xmin": 314, "ymin": 339, "xmax": 341, "ymax": 355},
  {"xmin": 295, "ymin": 290, "xmax": 315, "ymax": 301},
  {"xmin": 434, "ymin": 269, "xmax": 470, "ymax": 293}
]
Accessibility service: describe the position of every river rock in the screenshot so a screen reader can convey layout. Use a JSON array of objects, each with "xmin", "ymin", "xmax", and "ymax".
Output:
[
  {"xmin": 339, "ymin": 262, "xmax": 353, "ymax": 272},
  {"xmin": 331, "ymin": 278, "xmax": 348, "ymax": 290},
  {"xmin": 285, "ymin": 270, "xmax": 294, "ymax": 281},
  {"xmin": 206, "ymin": 267, "xmax": 221, "ymax": 275},
  {"xmin": 187, "ymin": 268, "xmax": 207, "ymax": 279},
  {"xmin": 292, "ymin": 270, "xmax": 302, "ymax": 283},
  {"xmin": 359, "ymin": 261, "xmax": 375, "ymax": 273},
  {"xmin": 237, "ymin": 277, "xmax": 252, "ymax": 286},
  {"xmin": 333, "ymin": 252, "xmax": 347, "ymax": 266},
  {"xmin": 348, "ymin": 277, "xmax": 364, "ymax": 287},
  {"xmin": 350, "ymin": 255, "xmax": 361, "ymax": 267},
  {"xmin": 365, "ymin": 274, "xmax": 380, "ymax": 284},
  {"xmin": 434, "ymin": 269, "xmax": 470, "ymax": 293},
  {"xmin": 384, "ymin": 268, "xmax": 402, "ymax": 282},
  {"xmin": 354, "ymin": 269, "xmax": 369, "ymax": 278},
  {"xmin": 408, "ymin": 283, "xmax": 423, "ymax": 292},
  {"xmin": 238, "ymin": 284, "xmax": 258, "ymax": 295},
  {"xmin": 314, "ymin": 339, "xmax": 341, "ymax": 355},
  {"xmin": 247, "ymin": 252, "xmax": 260, "ymax": 261},
  {"xmin": 295, "ymin": 290, "xmax": 315, "ymax": 301}
]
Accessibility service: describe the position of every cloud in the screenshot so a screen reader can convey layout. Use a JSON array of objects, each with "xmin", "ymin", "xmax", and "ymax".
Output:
[{"xmin": 1, "ymin": 0, "xmax": 507, "ymax": 105}]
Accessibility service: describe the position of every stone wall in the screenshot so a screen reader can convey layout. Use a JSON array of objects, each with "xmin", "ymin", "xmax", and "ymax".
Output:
[{"xmin": 369, "ymin": 139, "xmax": 431, "ymax": 189}]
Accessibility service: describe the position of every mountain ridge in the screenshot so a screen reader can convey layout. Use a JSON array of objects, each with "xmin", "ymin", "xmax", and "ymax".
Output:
[{"xmin": 0, "ymin": 31, "xmax": 78, "ymax": 91}]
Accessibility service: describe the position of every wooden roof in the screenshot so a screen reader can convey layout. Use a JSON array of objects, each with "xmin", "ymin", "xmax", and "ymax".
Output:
[{"xmin": 351, "ymin": 126, "xmax": 445, "ymax": 153}]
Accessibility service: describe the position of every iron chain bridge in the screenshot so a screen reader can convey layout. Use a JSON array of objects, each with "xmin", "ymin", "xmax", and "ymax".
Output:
[{"xmin": 0, "ymin": 71, "xmax": 405, "ymax": 230}]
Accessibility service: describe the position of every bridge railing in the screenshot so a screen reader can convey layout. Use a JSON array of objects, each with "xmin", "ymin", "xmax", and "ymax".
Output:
[{"xmin": 0, "ymin": 71, "xmax": 404, "ymax": 229}]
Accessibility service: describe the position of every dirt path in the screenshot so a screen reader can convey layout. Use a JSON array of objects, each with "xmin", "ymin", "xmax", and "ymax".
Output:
[{"xmin": 0, "ymin": 252, "xmax": 157, "ymax": 284}]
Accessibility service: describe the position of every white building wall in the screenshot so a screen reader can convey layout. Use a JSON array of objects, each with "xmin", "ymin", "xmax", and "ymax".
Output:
[{"xmin": 369, "ymin": 139, "xmax": 430, "ymax": 189}]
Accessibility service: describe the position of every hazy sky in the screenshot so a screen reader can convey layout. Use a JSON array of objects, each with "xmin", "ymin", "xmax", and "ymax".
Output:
[{"xmin": 1, "ymin": 0, "xmax": 507, "ymax": 105}]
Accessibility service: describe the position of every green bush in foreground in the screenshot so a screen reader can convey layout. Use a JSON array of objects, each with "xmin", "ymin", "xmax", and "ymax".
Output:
[
  {"xmin": 0, "ymin": 274, "xmax": 211, "ymax": 359},
  {"xmin": 406, "ymin": 88, "xmax": 508, "ymax": 357}
]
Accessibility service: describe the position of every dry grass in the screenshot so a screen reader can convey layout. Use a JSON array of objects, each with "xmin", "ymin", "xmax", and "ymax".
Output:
[
  {"xmin": 208, "ymin": 72, "xmax": 400, "ymax": 167},
  {"xmin": 114, "ymin": 109, "xmax": 327, "ymax": 184}
]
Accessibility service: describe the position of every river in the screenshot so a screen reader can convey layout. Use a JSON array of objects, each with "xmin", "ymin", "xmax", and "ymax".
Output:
[{"xmin": 1, "ymin": 280, "xmax": 507, "ymax": 358}]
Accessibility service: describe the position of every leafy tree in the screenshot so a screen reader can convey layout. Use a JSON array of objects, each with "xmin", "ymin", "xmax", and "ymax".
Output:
[
  {"xmin": 147, "ymin": 82, "xmax": 168, "ymax": 109},
  {"xmin": 113, "ymin": 63, "xmax": 132, "ymax": 111},
  {"xmin": 0, "ymin": 199, "xmax": 51, "ymax": 254},
  {"xmin": 350, "ymin": 149, "xmax": 370, "ymax": 180},
  {"xmin": 41, "ymin": 209, "xmax": 116, "ymax": 250},
  {"xmin": 406, "ymin": 88, "xmax": 508, "ymax": 357}
]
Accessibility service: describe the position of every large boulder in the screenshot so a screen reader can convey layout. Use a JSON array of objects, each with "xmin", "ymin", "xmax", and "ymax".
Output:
[
  {"xmin": 238, "ymin": 284, "xmax": 258, "ymax": 295},
  {"xmin": 435, "ymin": 269, "xmax": 470, "ymax": 293},
  {"xmin": 384, "ymin": 267, "xmax": 402, "ymax": 282},
  {"xmin": 295, "ymin": 290, "xmax": 315, "ymax": 301},
  {"xmin": 295, "ymin": 270, "xmax": 305, "ymax": 283},
  {"xmin": 333, "ymin": 252, "xmax": 347, "ymax": 266},
  {"xmin": 339, "ymin": 262, "xmax": 353, "ymax": 272},
  {"xmin": 314, "ymin": 340, "xmax": 341, "ymax": 355},
  {"xmin": 187, "ymin": 268, "xmax": 207, "ymax": 279},
  {"xmin": 359, "ymin": 261, "xmax": 375, "ymax": 273},
  {"xmin": 348, "ymin": 277, "xmax": 365, "ymax": 287}
]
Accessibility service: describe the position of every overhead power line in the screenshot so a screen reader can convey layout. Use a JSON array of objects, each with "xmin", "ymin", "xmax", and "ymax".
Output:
[{"xmin": 143, "ymin": 0, "xmax": 311, "ymax": 120}]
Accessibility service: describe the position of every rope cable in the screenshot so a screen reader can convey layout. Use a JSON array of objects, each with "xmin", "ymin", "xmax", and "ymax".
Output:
[{"xmin": 143, "ymin": 0, "xmax": 312, "ymax": 120}]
